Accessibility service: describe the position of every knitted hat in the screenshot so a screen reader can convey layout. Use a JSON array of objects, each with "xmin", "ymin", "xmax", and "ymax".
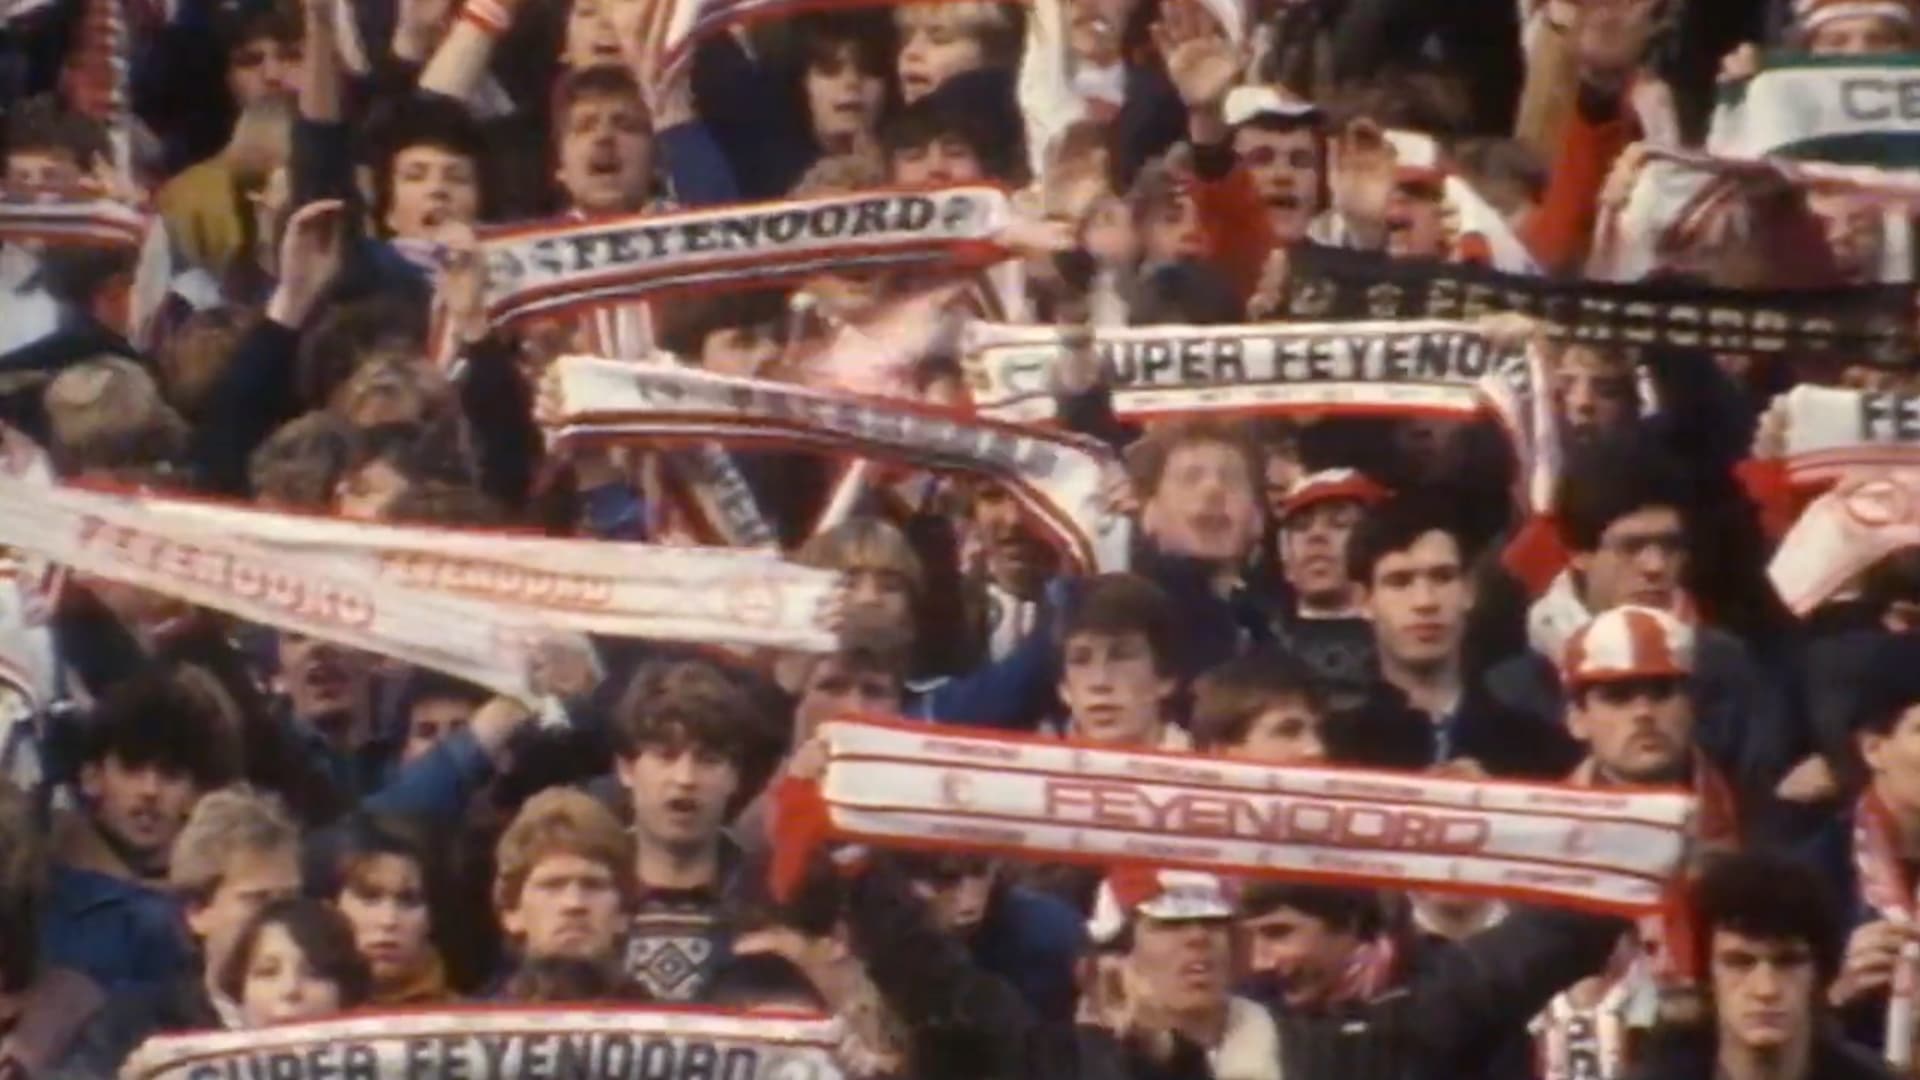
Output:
[
  {"xmin": 1087, "ymin": 867, "xmax": 1235, "ymax": 945},
  {"xmin": 1560, "ymin": 605, "xmax": 1695, "ymax": 688},
  {"xmin": 1794, "ymin": 0, "xmax": 1914, "ymax": 31},
  {"xmin": 1279, "ymin": 468, "xmax": 1390, "ymax": 523}
]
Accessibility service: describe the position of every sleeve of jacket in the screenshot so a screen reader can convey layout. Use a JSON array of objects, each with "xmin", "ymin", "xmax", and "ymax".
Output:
[
  {"xmin": 918, "ymin": 579, "xmax": 1072, "ymax": 730},
  {"xmin": 1519, "ymin": 86, "xmax": 1638, "ymax": 274},
  {"xmin": 1190, "ymin": 143, "xmax": 1277, "ymax": 305},
  {"xmin": 459, "ymin": 335, "xmax": 541, "ymax": 511},
  {"xmin": 188, "ymin": 318, "xmax": 304, "ymax": 496},
  {"xmin": 658, "ymin": 121, "xmax": 742, "ymax": 208},
  {"xmin": 1405, "ymin": 905, "xmax": 1630, "ymax": 1058},
  {"xmin": 358, "ymin": 726, "xmax": 496, "ymax": 822}
]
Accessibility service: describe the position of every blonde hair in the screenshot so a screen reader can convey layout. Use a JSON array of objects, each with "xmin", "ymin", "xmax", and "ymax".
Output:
[
  {"xmin": 168, "ymin": 787, "xmax": 298, "ymax": 902},
  {"xmin": 42, "ymin": 356, "xmax": 190, "ymax": 475},
  {"xmin": 893, "ymin": 2, "xmax": 1022, "ymax": 64},
  {"xmin": 492, "ymin": 788, "xmax": 634, "ymax": 915},
  {"xmin": 795, "ymin": 517, "xmax": 925, "ymax": 597}
]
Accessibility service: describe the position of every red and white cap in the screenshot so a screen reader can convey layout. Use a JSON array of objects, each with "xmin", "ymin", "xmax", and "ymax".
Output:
[
  {"xmin": 1280, "ymin": 468, "xmax": 1390, "ymax": 522},
  {"xmin": 1560, "ymin": 605, "xmax": 1695, "ymax": 688},
  {"xmin": 1794, "ymin": 0, "xmax": 1914, "ymax": 30},
  {"xmin": 1087, "ymin": 867, "xmax": 1236, "ymax": 945}
]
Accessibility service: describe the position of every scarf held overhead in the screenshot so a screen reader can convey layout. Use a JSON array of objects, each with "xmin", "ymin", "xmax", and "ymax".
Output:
[
  {"xmin": 1776, "ymin": 384, "xmax": 1920, "ymax": 483},
  {"xmin": 1281, "ymin": 244, "xmax": 1916, "ymax": 365},
  {"xmin": 545, "ymin": 356, "xmax": 1132, "ymax": 572},
  {"xmin": 776, "ymin": 718, "xmax": 1697, "ymax": 914},
  {"xmin": 122, "ymin": 1006, "xmax": 846, "ymax": 1080},
  {"xmin": 480, "ymin": 187, "xmax": 1011, "ymax": 326},
  {"xmin": 1769, "ymin": 468, "xmax": 1920, "ymax": 614},
  {"xmin": 1710, "ymin": 52, "xmax": 1920, "ymax": 166}
]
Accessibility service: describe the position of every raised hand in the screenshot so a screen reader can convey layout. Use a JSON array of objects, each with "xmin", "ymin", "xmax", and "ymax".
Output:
[
  {"xmin": 430, "ymin": 221, "xmax": 489, "ymax": 345},
  {"xmin": 267, "ymin": 199, "xmax": 346, "ymax": 327},
  {"xmin": 613, "ymin": 0, "xmax": 694, "ymax": 128},
  {"xmin": 1575, "ymin": 0, "xmax": 1661, "ymax": 85},
  {"xmin": 1151, "ymin": 0, "xmax": 1243, "ymax": 112}
]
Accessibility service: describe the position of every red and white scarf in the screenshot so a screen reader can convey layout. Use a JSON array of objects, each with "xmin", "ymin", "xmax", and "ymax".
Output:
[
  {"xmin": 121, "ymin": 1006, "xmax": 846, "ymax": 1080},
  {"xmin": 0, "ymin": 195, "xmax": 147, "ymax": 250},
  {"xmin": 1856, "ymin": 788, "xmax": 1920, "ymax": 1068},
  {"xmin": 479, "ymin": 187, "xmax": 1010, "ymax": 328},
  {"xmin": 545, "ymin": 357, "xmax": 1132, "ymax": 572},
  {"xmin": 1774, "ymin": 385, "xmax": 1920, "ymax": 485},
  {"xmin": 962, "ymin": 318, "xmax": 1562, "ymax": 513},
  {"xmin": 1769, "ymin": 467, "xmax": 1920, "ymax": 615},
  {"xmin": 772, "ymin": 718, "xmax": 1697, "ymax": 913},
  {"xmin": 0, "ymin": 475, "xmax": 843, "ymax": 695}
]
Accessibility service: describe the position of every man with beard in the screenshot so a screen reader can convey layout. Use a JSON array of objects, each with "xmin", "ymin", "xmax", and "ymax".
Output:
[
  {"xmin": 40, "ymin": 670, "xmax": 233, "ymax": 993},
  {"xmin": 969, "ymin": 481, "xmax": 1060, "ymax": 663},
  {"xmin": 1268, "ymin": 469, "xmax": 1388, "ymax": 709},
  {"xmin": 611, "ymin": 659, "xmax": 781, "ymax": 1001},
  {"xmin": 1340, "ymin": 496, "xmax": 1580, "ymax": 776}
]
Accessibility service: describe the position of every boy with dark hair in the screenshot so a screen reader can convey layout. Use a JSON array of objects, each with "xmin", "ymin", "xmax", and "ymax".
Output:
[
  {"xmin": 1220, "ymin": 92, "xmax": 1327, "ymax": 246},
  {"xmin": 1236, "ymin": 881, "xmax": 1382, "ymax": 1010},
  {"xmin": 370, "ymin": 98, "xmax": 489, "ymax": 241},
  {"xmin": 1189, "ymin": 650, "xmax": 1328, "ymax": 764},
  {"xmin": 1626, "ymin": 852, "xmax": 1889, "ymax": 1080},
  {"xmin": 655, "ymin": 289, "xmax": 791, "ymax": 378},
  {"xmin": 610, "ymin": 658, "xmax": 781, "ymax": 1000},
  {"xmin": 1344, "ymin": 495, "xmax": 1579, "ymax": 776},
  {"xmin": 1055, "ymin": 573, "xmax": 1183, "ymax": 749},
  {"xmin": 1490, "ymin": 437, "xmax": 1794, "ymax": 819},
  {"xmin": 881, "ymin": 94, "xmax": 997, "ymax": 185},
  {"xmin": 40, "ymin": 669, "xmax": 235, "ymax": 991}
]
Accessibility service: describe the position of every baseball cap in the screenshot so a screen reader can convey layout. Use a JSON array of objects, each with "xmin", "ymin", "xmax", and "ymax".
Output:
[
  {"xmin": 1280, "ymin": 468, "xmax": 1390, "ymax": 523},
  {"xmin": 1223, "ymin": 85, "xmax": 1322, "ymax": 129},
  {"xmin": 1560, "ymin": 605, "xmax": 1695, "ymax": 688},
  {"xmin": 1087, "ymin": 867, "xmax": 1235, "ymax": 946},
  {"xmin": 1794, "ymin": 0, "xmax": 1914, "ymax": 31}
]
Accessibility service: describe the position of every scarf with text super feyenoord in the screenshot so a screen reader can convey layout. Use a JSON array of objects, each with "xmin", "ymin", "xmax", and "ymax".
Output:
[
  {"xmin": 120, "ymin": 1006, "xmax": 846, "ymax": 1080},
  {"xmin": 1279, "ymin": 244, "xmax": 1917, "ymax": 365},
  {"xmin": 1709, "ymin": 51, "xmax": 1920, "ymax": 166}
]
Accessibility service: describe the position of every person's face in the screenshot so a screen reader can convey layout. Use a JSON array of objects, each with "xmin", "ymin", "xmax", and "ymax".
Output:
[
  {"xmin": 1553, "ymin": 345, "xmax": 1636, "ymax": 438},
  {"xmin": 617, "ymin": 741, "xmax": 741, "ymax": 854},
  {"xmin": 891, "ymin": 134, "xmax": 985, "ymax": 186},
  {"xmin": 1386, "ymin": 182, "xmax": 1447, "ymax": 259},
  {"xmin": 698, "ymin": 324, "xmax": 781, "ymax": 378},
  {"xmin": 1710, "ymin": 931, "xmax": 1816, "ymax": 1054},
  {"xmin": 1141, "ymin": 191, "xmax": 1207, "ymax": 263},
  {"xmin": 562, "ymin": 0, "xmax": 626, "ymax": 68},
  {"xmin": 1806, "ymin": 187, "xmax": 1884, "ymax": 282},
  {"xmin": 1862, "ymin": 704, "xmax": 1920, "ymax": 810},
  {"xmin": 384, "ymin": 145, "xmax": 480, "ymax": 239},
  {"xmin": 1808, "ymin": 13, "xmax": 1910, "ymax": 55},
  {"xmin": 1064, "ymin": 0, "xmax": 1130, "ymax": 66},
  {"xmin": 806, "ymin": 42, "xmax": 888, "ymax": 146},
  {"xmin": 240, "ymin": 924, "xmax": 344, "ymax": 1027},
  {"xmin": 333, "ymin": 459, "xmax": 412, "ymax": 521},
  {"xmin": 974, "ymin": 486, "xmax": 1056, "ymax": 598},
  {"xmin": 557, "ymin": 91, "xmax": 653, "ymax": 215},
  {"xmin": 1361, "ymin": 529, "xmax": 1472, "ymax": 670},
  {"xmin": 79, "ymin": 754, "xmax": 200, "ymax": 864},
  {"xmin": 1568, "ymin": 677, "xmax": 1693, "ymax": 784},
  {"xmin": 335, "ymin": 854, "xmax": 433, "ymax": 986},
  {"xmin": 1128, "ymin": 918, "xmax": 1231, "ymax": 1016},
  {"xmin": 1082, "ymin": 194, "xmax": 1140, "ymax": 265},
  {"xmin": 1221, "ymin": 700, "xmax": 1326, "ymax": 765},
  {"xmin": 500, "ymin": 854, "xmax": 625, "ymax": 963},
  {"xmin": 227, "ymin": 35, "xmax": 303, "ymax": 108},
  {"xmin": 1143, "ymin": 442, "xmax": 1262, "ymax": 564},
  {"xmin": 793, "ymin": 655, "xmax": 902, "ymax": 743},
  {"xmin": 1059, "ymin": 630, "xmax": 1172, "ymax": 746},
  {"xmin": 1280, "ymin": 500, "xmax": 1366, "ymax": 607},
  {"xmin": 1241, "ymin": 906, "xmax": 1359, "ymax": 1007},
  {"xmin": 908, "ymin": 862, "xmax": 997, "ymax": 937},
  {"xmin": 1232, "ymin": 125, "xmax": 1322, "ymax": 244},
  {"xmin": 896, "ymin": 12, "xmax": 985, "ymax": 101},
  {"xmin": 401, "ymin": 696, "xmax": 476, "ymax": 765},
  {"xmin": 843, "ymin": 564, "xmax": 916, "ymax": 638},
  {"xmin": 4, "ymin": 149, "xmax": 81, "ymax": 190},
  {"xmin": 277, "ymin": 632, "xmax": 372, "ymax": 726},
  {"xmin": 1573, "ymin": 506, "xmax": 1687, "ymax": 612},
  {"xmin": 186, "ymin": 845, "xmax": 303, "ymax": 977}
]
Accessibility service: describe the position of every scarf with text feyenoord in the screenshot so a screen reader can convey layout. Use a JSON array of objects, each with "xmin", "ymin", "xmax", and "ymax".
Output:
[
  {"xmin": 0, "ymin": 472, "xmax": 842, "ymax": 697},
  {"xmin": 773, "ymin": 718, "xmax": 1697, "ymax": 915},
  {"xmin": 479, "ymin": 187, "xmax": 1011, "ymax": 327},
  {"xmin": 1709, "ymin": 52, "xmax": 1920, "ymax": 166},
  {"xmin": 121, "ymin": 1006, "xmax": 846, "ymax": 1080},
  {"xmin": 1280, "ymin": 244, "xmax": 1917, "ymax": 365},
  {"xmin": 544, "ymin": 356, "xmax": 1133, "ymax": 572},
  {"xmin": 961, "ymin": 318, "xmax": 1563, "ymax": 511}
]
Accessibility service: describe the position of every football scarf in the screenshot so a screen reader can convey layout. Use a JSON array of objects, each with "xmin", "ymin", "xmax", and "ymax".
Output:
[
  {"xmin": 773, "ymin": 718, "xmax": 1698, "ymax": 915},
  {"xmin": 544, "ymin": 356, "xmax": 1132, "ymax": 572},
  {"xmin": 1709, "ymin": 52, "xmax": 1920, "ymax": 166},
  {"xmin": 1856, "ymin": 789, "xmax": 1920, "ymax": 1068},
  {"xmin": 1280, "ymin": 244, "xmax": 1917, "ymax": 365},
  {"xmin": 1774, "ymin": 383, "xmax": 1920, "ymax": 483},
  {"xmin": 1769, "ymin": 468, "xmax": 1920, "ymax": 614},
  {"xmin": 120, "ymin": 1006, "xmax": 847, "ymax": 1080}
]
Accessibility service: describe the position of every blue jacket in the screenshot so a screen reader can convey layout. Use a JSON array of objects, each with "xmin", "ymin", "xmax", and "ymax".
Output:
[
  {"xmin": 38, "ymin": 865, "xmax": 190, "ymax": 994},
  {"xmin": 970, "ymin": 885, "xmax": 1088, "ymax": 1023}
]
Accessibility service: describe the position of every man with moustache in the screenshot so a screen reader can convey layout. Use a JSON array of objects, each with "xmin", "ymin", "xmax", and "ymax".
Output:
[{"xmin": 968, "ymin": 482, "xmax": 1060, "ymax": 663}]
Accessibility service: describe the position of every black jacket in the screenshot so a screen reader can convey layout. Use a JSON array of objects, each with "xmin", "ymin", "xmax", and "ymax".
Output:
[
  {"xmin": 49, "ymin": 974, "xmax": 220, "ymax": 1079},
  {"xmin": 1622, "ymin": 1025, "xmax": 1894, "ymax": 1080},
  {"xmin": 1335, "ymin": 677, "xmax": 1582, "ymax": 778}
]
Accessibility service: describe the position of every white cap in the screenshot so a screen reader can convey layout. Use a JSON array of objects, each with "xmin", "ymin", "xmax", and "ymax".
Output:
[{"xmin": 1087, "ymin": 868, "xmax": 1235, "ymax": 945}]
